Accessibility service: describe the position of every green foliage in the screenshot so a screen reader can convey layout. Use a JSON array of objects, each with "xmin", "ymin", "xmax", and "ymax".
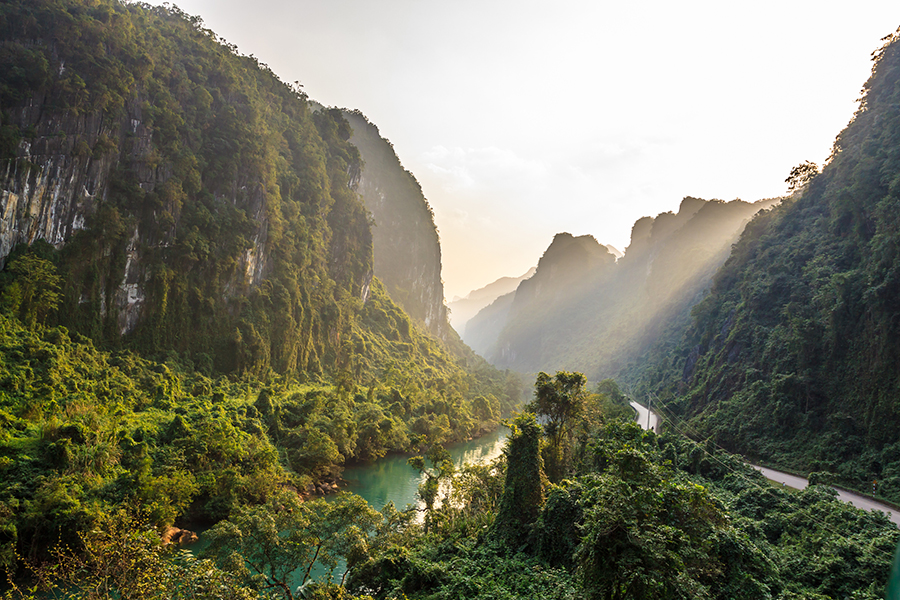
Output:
[
  {"xmin": 0, "ymin": 251, "xmax": 62, "ymax": 329},
  {"xmin": 407, "ymin": 444, "xmax": 454, "ymax": 532},
  {"xmin": 0, "ymin": 305, "xmax": 517, "ymax": 583},
  {"xmin": 640, "ymin": 30, "xmax": 900, "ymax": 504},
  {"xmin": 350, "ymin": 407, "xmax": 899, "ymax": 600},
  {"xmin": 204, "ymin": 491, "xmax": 379, "ymax": 600},
  {"xmin": 489, "ymin": 412, "xmax": 544, "ymax": 550},
  {"xmin": 529, "ymin": 371, "xmax": 586, "ymax": 482},
  {"xmin": 6, "ymin": 510, "xmax": 257, "ymax": 600},
  {"xmin": 575, "ymin": 452, "xmax": 728, "ymax": 599}
]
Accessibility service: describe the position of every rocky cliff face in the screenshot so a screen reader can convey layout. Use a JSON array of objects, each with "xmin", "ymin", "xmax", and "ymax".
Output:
[
  {"xmin": 343, "ymin": 110, "xmax": 450, "ymax": 340},
  {"xmin": 1, "ymin": 95, "xmax": 157, "ymax": 337},
  {"xmin": 0, "ymin": 92, "xmax": 271, "ymax": 337},
  {"xmin": 0, "ymin": 1, "xmax": 377, "ymax": 376}
]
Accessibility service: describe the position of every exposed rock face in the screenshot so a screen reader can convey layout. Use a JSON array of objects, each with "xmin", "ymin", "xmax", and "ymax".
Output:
[
  {"xmin": 342, "ymin": 110, "xmax": 450, "ymax": 340},
  {"xmin": 1, "ymin": 99, "xmax": 120, "ymax": 259},
  {"xmin": 0, "ymin": 93, "xmax": 271, "ymax": 336}
]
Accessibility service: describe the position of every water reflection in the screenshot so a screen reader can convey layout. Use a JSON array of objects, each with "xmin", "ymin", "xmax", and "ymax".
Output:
[
  {"xmin": 340, "ymin": 426, "xmax": 508, "ymax": 512},
  {"xmin": 188, "ymin": 427, "xmax": 509, "ymax": 587}
]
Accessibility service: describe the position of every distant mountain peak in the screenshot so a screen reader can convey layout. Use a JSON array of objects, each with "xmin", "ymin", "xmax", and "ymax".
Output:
[
  {"xmin": 448, "ymin": 267, "xmax": 536, "ymax": 333},
  {"xmin": 463, "ymin": 197, "xmax": 778, "ymax": 372}
]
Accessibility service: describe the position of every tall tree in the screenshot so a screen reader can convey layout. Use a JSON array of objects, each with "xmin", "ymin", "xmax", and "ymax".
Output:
[
  {"xmin": 529, "ymin": 371, "xmax": 586, "ymax": 481},
  {"xmin": 489, "ymin": 412, "xmax": 544, "ymax": 549},
  {"xmin": 408, "ymin": 443, "xmax": 454, "ymax": 532}
]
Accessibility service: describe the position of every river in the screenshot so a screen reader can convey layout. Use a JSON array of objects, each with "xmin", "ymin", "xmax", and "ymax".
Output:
[
  {"xmin": 187, "ymin": 426, "xmax": 509, "ymax": 586},
  {"xmin": 340, "ymin": 426, "xmax": 508, "ymax": 512}
]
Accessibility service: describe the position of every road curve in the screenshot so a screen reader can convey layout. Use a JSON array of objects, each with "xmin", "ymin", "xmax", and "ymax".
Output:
[
  {"xmin": 631, "ymin": 402, "xmax": 900, "ymax": 526},
  {"xmin": 630, "ymin": 401, "xmax": 660, "ymax": 433}
]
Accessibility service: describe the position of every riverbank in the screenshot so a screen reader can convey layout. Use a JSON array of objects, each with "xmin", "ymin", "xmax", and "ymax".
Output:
[{"xmin": 341, "ymin": 426, "xmax": 508, "ymax": 512}]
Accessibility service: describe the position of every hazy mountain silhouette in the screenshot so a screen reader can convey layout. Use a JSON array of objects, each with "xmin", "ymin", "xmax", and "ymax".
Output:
[
  {"xmin": 467, "ymin": 197, "xmax": 776, "ymax": 378},
  {"xmin": 448, "ymin": 268, "xmax": 536, "ymax": 334}
]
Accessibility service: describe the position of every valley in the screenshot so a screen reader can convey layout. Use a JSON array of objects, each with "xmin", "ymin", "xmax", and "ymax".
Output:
[{"xmin": 1, "ymin": 0, "xmax": 900, "ymax": 598}]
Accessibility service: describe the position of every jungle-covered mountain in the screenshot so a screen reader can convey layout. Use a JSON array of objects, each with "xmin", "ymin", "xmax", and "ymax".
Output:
[
  {"xmin": 0, "ymin": 0, "xmax": 463, "ymax": 379},
  {"xmin": 467, "ymin": 196, "xmax": 776, "ymax": 379},
  {"xmin": 641, "ymin": 26, "xmax": 900, "ymax": 503},
  {"xmin": 0, "ymin": 0, "xmax": 522, "ymax": 567}
]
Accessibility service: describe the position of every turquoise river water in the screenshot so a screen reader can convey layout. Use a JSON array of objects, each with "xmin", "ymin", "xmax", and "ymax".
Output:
[
  {"xmin": 340, "ymin": 426, "xmax": 508, "ymax": 512},
  {"xmin": 188, "ymin": 426, "xmax": 508, "ymax": 586}
]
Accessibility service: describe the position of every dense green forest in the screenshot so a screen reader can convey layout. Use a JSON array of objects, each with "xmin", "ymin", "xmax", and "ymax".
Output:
[
  {"xmin": 638, "ymin": 26, "xmax": 900, "ymax": 504},
  {"xmin": 0, "ymin": 288, "xmax": 516, "ymax": 567},
  {"xmin": 7, "ymin": 371, "xmax": 896, "ymax": 599},
  {"xmin": 0, "ymin": 0, "xmax": 522, "ymax": 580}
]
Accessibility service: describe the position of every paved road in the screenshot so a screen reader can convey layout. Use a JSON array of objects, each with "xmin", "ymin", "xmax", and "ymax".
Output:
[
  {"xmin": 751, "ymin": 465, "xmax": 808, "ymax": 490},
  {"xmin": 630, "ymin": 401, "xmax": 660, "ymax": 433},
  {"xmin": 631, "ymin": 402, "xmax": 900, "ymax": 526}
]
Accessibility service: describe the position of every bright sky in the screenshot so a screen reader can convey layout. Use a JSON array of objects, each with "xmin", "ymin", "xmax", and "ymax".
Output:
[{"xmin": 146, "ymin": 0, "xmax": 900, "ymax": 299}]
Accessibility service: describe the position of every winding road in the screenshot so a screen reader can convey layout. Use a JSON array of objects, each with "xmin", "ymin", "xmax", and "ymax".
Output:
[{"xmin": 630, "ymin": 401, "xmax": 900, "ymax": 526}]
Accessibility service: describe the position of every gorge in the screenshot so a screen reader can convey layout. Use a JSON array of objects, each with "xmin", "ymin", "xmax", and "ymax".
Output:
[{"xmin": 2, "ymin": 1, "xmax": 900, "ymax": 598}]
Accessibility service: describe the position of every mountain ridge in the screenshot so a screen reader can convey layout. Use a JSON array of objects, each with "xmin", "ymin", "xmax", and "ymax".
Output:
[
  {"xmin": 466, "ymin": 197, "xmax": 776, "ymax": 378},
  {"xmin": 638, "ymin": 27, "xmax": 900, "ymax": 502}
]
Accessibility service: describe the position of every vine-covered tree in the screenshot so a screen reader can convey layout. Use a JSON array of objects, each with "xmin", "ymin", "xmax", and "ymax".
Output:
[
  {"xmin": 489, "ymin": 412, "xmax": 544, "ymax": 549},
  {"xmin": 529, "ymin": 371, "xmax": 586, "ymax": 481}
]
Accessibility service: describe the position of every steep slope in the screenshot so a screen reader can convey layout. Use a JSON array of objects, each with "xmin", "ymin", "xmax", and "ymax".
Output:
[
  {"xmin": 468, "ymin": 198, "xmax": 774, "ymax": 378},
  {"xmin": 0, "ymin": 0, "xmax": 378, "ymax": 377},
  {"xmin": 342, "ymin": 109, "xmax": 450, "ymax": 340},
  {"xmin": 0, "ymin": 0, "xmax": 521, "ymax": 425},
  {"xmin": 0, "ymin": 0, "xmax": 526, "ymax": 566},
  {"xmin": 449, "ymin": 267, "xmax": 535, "ymax": 335},
  {"xmin": 645, "ymin": 27, "xmax": 900, "ymax": 502}
]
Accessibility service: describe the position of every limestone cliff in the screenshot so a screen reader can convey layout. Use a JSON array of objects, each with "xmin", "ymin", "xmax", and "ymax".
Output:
[
  {"xmin": 0, "ymin": 92, "xmax": 274, "ymax": 337},
  {"xmin": 343, "ymin": 109, "xmax": 450, "ymax": 340},
  {"xmin": 0, "ymin": 0, "xmax": 374, "ymax": 376}
]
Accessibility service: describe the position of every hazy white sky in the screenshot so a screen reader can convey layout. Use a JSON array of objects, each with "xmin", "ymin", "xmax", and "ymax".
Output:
[{"xmin": 146, "ymin": 0, "xmax": 900, "ymax": 298}]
